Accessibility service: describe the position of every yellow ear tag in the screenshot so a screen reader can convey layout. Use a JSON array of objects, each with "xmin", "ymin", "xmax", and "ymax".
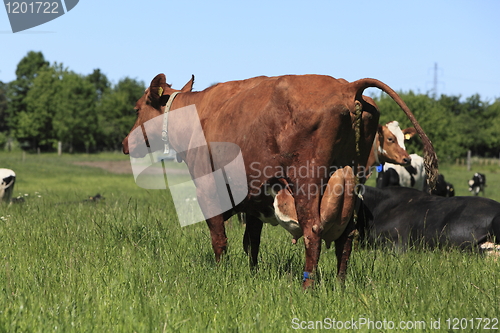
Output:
[
  {"xmin": 404, "ymin": 133, "xmax": 411, "ymax": 140},
  {"xmin": 158, "ymin": 87, "xmax": 164, "ymax": 96}
]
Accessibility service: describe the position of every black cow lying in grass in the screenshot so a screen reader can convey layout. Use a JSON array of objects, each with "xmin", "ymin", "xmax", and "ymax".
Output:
[{"xmin": 357, "ymin": 186, "xmax": 500, "ymax": 252}]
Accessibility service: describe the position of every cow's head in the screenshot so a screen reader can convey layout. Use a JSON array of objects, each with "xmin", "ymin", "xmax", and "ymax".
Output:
[
  {"xmin": 122, "ymin": 74, "xmax": 194, "ymax": 157},
  {"xmin": 375, "ymin": 121, "xmax": 416, "ymax": 165}
]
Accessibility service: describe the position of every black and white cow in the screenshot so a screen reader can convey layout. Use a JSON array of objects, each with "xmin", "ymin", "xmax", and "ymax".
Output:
[
  {"xmin": 468, "ymin": 173, "xmax": 486, "ymax": 196},
  {"xmin": 357, "ymin": 186, "xmax": 500, "ymax": 251},
  {"xmin": 0, "ymin": 168, "xmax": 16, "ymax": 204},
  {"xmin": 377, "ymin": 154, "xmax": 455, "ymax": 197},
  {"xmin": 376, "ymin": 154, "xmax": 425, "ymax": 190}
]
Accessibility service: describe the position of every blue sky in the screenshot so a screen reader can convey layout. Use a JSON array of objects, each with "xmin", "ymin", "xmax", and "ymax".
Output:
[{"xmin": 2, "ymin": 0, "xmax": 499, "ymax": 101}]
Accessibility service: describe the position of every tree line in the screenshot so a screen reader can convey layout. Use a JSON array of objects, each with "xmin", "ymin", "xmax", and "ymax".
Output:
[
  {"xmin": 374, "ymin": 89, "xmax": 500, "ymax": 162},
  {"xmin": 1, "ymin": 51, "xmax": 499, "ymax": 161},
  {"xmin": 0, "ymin": 51, "xmax": 144, "ymax": 153}
]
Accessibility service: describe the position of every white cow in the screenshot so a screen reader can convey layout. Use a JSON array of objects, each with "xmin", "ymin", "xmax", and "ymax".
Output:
[{"xmin": 0, "ymin": 168, "xmax": 16, "ymax": 204}]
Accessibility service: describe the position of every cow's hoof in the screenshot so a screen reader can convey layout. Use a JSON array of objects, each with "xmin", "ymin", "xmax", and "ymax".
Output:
[
  {"xmin": 302, "ymin": 272, "xmax": 315, "ymax": 289},
  {"xmin": 302, "ymin": 279, "xmax": 315, "ymax": 290}
]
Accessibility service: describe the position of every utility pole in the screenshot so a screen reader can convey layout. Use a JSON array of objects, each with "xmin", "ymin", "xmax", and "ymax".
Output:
[
  {"xmin": 428, "ymin": 62, "xmax": 443, "ymax": 99},
  {"xmin": 433, "ymin": 62, "xmax": 438, "ymax": 99}
]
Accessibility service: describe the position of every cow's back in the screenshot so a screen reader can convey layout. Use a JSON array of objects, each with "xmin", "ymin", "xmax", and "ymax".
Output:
[{"xmin": 192, "ymin": 75, "xmax": 372, "ymax": 184}]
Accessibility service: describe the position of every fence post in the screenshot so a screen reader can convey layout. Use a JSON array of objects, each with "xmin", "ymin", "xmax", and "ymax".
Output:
[{"xmin": 467, "ymin": 150, "xmax": 471, "ymax": 171}]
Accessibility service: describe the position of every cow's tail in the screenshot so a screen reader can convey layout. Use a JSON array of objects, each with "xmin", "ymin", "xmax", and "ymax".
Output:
[{"xmin": 349, "ymin": 78, "xmax": 439, "ymax": 189}]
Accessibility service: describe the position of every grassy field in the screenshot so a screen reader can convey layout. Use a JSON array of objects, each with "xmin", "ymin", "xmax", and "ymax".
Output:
[{"xmin": 0, "ymin": 152, "xmax": 499, "ymax": 332}]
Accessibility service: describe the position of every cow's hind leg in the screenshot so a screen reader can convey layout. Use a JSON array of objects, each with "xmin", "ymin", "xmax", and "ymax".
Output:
[
  {"xmin": 243, "ymin": 215, "xmax": 263, "ymax": 267},
  {"xmin": 206, "ymin": 215, "xmax": 228, "ymax": 262},
  {"xmin": 334, "ymin": 218, "xmax": 357, "ymax": 282},
  {"xmin": 319, "ymin": 166, "xmax": 356, "ymax": 282}
]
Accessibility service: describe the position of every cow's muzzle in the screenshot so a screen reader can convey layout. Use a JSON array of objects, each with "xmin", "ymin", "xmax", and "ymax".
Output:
[
  {"xmin": 402, "ymin": 156, "xmax": 412, "ymax": 165},
  {"xmin": 122, "ymin": 137, "xmax": 130, "ymax": 155}
]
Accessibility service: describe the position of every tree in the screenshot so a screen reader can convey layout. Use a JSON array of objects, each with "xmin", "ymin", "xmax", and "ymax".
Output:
[
  {"xmin": 86, "ymin": 68, "xmax": 110, "ymax": 101},
  {"xmin": 484, "ymin": 99, "xmax": 500, "ymax": 157},
  {"xmin": 0, "ymin": 81, "xmax": 8, "ymax": 148},
  {"xmin": 0, "ymin": 81, "xmax": 8, "ymax": 132},
  {"xmin": 16, "ymin": 65, "xmax": 60, "ymax": 150},
  {"xmin": 7, "ymin": 51, "xmax": 49, "ymax": 130},
  {"xmin": 52, "ymin": 69, "xmax": 98, "ymax": 153},
  {"xmin": 8, "ymin": 53, "xmax": 141, "ymax": 153},
  {"xmin": 18, "ymin": 64, "xmax": 98, "ymax": 152},
  {"xmin": 96, "ymin": 77, "xmax": 145, "ymax": 150}
]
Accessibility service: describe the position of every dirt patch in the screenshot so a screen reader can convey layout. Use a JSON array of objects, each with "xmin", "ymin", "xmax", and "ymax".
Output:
[
  {"xmin": 73, "ymin": 160, "xmax": 190, "ymax": 175},
  {"xmin": 74, "ymin": 161, "xmax": 133, "ymax": 174}
]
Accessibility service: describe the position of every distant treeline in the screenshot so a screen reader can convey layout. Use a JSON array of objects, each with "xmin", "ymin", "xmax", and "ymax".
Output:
[
  {"xmin": 374, "ymin": 88, "xmax": 500, "ymax": 162},
  {"xmin": 1, "ymin": 51, "xmax": 499, "ymax": 161},
  {"xmin": 0, "ymin": 51, "xmax": 145, "ymax": 153}
]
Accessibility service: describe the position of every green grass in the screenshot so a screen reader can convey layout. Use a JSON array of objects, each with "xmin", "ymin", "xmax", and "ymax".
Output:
[{"xmin": 0, "ymin": 152, "xmax": 499, "ymax": 332}]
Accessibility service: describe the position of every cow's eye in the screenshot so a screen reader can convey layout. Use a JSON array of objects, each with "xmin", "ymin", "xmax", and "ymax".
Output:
[{"xmin": 388, "ymin": 137, "xmax": 394, "ymax": 142}]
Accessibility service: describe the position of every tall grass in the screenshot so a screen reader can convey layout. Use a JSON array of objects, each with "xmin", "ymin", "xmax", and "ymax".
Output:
[{"xmin": 0, "ymin": 152, "xmax": 499, "ymax": 332}]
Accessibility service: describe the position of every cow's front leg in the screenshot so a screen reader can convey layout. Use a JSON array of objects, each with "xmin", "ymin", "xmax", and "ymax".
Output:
[
  {"xmin": 296, "ymin": 194, "xmax": 322, "ymax": 289},
  {"xmin": 243, "ymin": 214, "xmax": 263, "ymax": 267},
  {"xmin": 205, "ymin": 215, "xmax": 227, "ymax": 262},
  {"xmin": 193, "ymin": 162, "xmax": 229, "ymax": 263}
]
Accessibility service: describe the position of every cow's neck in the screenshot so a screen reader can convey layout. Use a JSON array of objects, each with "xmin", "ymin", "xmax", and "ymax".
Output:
[{"xmin": 367, "ymin": 133, "xmax": 381, "ymax": 167}]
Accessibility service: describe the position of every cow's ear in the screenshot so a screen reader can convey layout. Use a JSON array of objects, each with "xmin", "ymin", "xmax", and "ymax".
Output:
[
  {"xmin": 150, "ymin": 74, "xmax": 167, "ymax": 93},
  {"xmin": 149, "ymin": 74, "xmax": 170, "ymax": 107},
  {"xmin": 181, "ymin": 75, "xmax": 195, "ymax": 92},
  {"xmin": 402, "ymin": 127, "xmax": 417, "ymax": 140}
]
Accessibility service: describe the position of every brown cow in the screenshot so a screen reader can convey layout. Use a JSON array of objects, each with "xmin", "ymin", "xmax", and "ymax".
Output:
[
  {"xmin": 123, "ymin": 73, "xmax": 437, "ymax": 288},
  {"xmin": 367, "ymin": 121, "xmax": 417, "ymax": 166}
]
